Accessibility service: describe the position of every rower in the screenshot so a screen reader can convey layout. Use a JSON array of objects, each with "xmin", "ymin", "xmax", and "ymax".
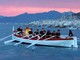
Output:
[
  {"xmin": 46, "ymin": 30, "xmax": 51, "ymax": 38},
  {"xmin": 24, "ymin": 26, "xmax": 31, "ymax": 36},
  {"xmin": 55, "ymin": 29, "xmax": 61, "ymax": 38},
  {"xmin": 28, "ymin": 28, "xmax": 33, "ymax": 37},
  {"xmin": 34, "ymin": 29, "xmax": 39, "ymax": 35},
  {"xmin": 52, "ymin": 31, "xmax": 56, "ymax": 38},
  {"xmin": 40, "ymin": 28, "xmax": 46, "ymax": 35},
  {"xmin": 17, "ymin": 26, "xmax": 23, "ymax": 36},
  {"xmin": 40, "ymin": 28, "xmax": 46, "ymax": 38}
]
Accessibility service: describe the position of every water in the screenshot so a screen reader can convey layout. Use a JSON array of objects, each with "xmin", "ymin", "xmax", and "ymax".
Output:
[{"xmin": 0, "ymin": 23, "xmax": 80, "ymax": 60}]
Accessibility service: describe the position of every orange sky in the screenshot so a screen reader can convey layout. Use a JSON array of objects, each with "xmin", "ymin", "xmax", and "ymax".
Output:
[{"xmin": 0, "ymin": 0, "xmax": 80, "ymax": 16}]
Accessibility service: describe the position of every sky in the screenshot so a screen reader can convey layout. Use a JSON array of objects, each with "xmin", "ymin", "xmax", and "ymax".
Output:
[{"xmin": 0, "ymin": 0, "xmax": 80, "ymax": 16}]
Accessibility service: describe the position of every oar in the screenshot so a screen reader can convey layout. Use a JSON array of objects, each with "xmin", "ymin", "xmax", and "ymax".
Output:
[
  {"xmin": 28, "ymin": 34, "xmax": 40, "ymax": 40},
  {"xmin": 27, "ymin": 33, "xmax": 46, "ymax": 48},
  {"xmin": 14, "ymin": 35, "xmax": 40, "ymax": 46},
  {"xmin": 13, "ymin": 35, "xmax": 37, "ymax": 46},
  {"xmin": 27, "ymin": 42, "xmax": 38, "ymax": 48},
  {"xmin": 43, "ymin": 36, "xmax": 55, "ymax": 40},
  {"xmin": 27, "ymin": 35, "xmax": 55, "ymax": 48},
  {"xmin": 14, "ymin": 41, "xmax": 22, "ymax": 46},
  {"xmin": 0, "ymin": 34, "xmax": 12, "ymax": 41},
  {"xmin": 0, "ymin": 26, "xmax": 15, "ymax": 41},
  {"xmin": 4, "ymin": 39, "xmax": 14, "ymax": 44}
]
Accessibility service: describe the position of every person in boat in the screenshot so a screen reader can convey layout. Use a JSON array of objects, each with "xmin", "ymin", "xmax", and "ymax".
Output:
[
  {"xmin": 17, "ymin": 26, "xmax": 23, "ymax": 36},
  {"xmin": 29, "ymin": 28, "xmax": 33, "ymax": 35},
  {"xmin": 40, "ymin": 28, "xmax": 46, "ymax": 37},
  {"xmin": 28, "ymin": 28, "xmax": 33, "ymax": 37},
  {"xmin": 33, "ymin": 29, "xmax": 40, "ymax": 38},
  {"xmin": 55, "ymin": 29, "xmax": 61, "ymax": 38},
  {"xmin": 68, "ymin": 30, "xmax": 73, "ymax": 37},
  {"xmin": 40, "ymin": 28, "xmax": 46, "ymax": 35},
  {"xmin": 52, "ymin": 31, "xmax": 56, "ymax": 38},
  {"xmin": 24, "ymin": 26, "xmax": 31, "ymax": 36},
  {"xmin": 34, "ymin": 29, "xmax": 39, "ymax": 35},
  {"xmin": 46, "ymin": 30, "xmax": 51, "ymax": 38}
]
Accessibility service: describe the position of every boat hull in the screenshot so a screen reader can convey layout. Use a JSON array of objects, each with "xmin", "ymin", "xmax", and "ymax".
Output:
[{"xmin": 12, "ymin": 35, "xmax": 78, "ymax": 48}]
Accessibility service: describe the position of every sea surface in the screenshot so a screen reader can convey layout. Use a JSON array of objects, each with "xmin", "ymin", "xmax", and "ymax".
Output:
[{"xmin": 0, "ymin": 23, "xmax": 80, "ymax": 60}]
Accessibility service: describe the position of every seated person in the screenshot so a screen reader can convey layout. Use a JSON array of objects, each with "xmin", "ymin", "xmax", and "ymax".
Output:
[
  {"xmin": 52, "ymin": 31, "xmax": 56, "ymax": 38},
  {"xmin": 40, "ymin": 28, "xmax": 46, "ymax": 35},
  {"xmin": 34, "ymin": 29, "xmax": 39, "ymax": 35},
  {"xmin": 46, "ymin": 30, "xmax": 51, "ymax": 38},
  {"xmin": 28, "ymin": 28, "xmax": 33, "ymax": 37},
  {"xmin": 29, "ymin": 28, "xmax": 33, "ymax": 34},
  {"xmin": 24, "ymin": 26, "xmax": 31, "ymax": 36},
  {"xmin": 40, "ymin": 28, "xmax": 46, "ymax": 38},
  {"xmin": 17, "ymin": 26, "xmax": 23, "ymax": 36},
  {"xmin": 55, "ymin": 29, "xmax": 61, "ymax": 38}
]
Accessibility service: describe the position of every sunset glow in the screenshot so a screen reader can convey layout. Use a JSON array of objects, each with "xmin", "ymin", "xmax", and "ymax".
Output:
[{"xmin": 0, "ymin": 0, "xmax": 80, "ymax": 16}]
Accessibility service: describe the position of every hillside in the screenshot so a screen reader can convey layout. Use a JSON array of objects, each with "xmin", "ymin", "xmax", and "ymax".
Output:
[{"xmin": 0, "ymin": 10, "xmax": 79, "ymax": 23}]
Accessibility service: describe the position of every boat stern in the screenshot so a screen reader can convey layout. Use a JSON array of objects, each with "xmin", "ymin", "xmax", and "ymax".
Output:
[{"xmin": 72, "ymin": 37, "xmax": 78, "ymax": 48}]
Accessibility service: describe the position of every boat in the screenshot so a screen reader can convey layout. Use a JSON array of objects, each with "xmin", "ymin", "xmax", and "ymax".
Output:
[
  {"xmin": 12, "ymin": 34, "xmax": 78, "ymax": 48},
  {"xmin": 4, "ymin": 26, "xmax": 78, "ymax": 48}
]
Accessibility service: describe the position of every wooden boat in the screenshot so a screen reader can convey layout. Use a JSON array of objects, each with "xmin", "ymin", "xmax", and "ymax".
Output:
[
  {"xmin": 12, "ymin": 33, "xmax": 78, "ymax": 48},
  {"xmin": 4, "ymin": 26, "xmax": 78, "ymax": 48}
]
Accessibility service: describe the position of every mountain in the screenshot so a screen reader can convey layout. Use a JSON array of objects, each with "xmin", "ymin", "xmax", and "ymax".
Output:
[
  {"xmin": 0, "ymin": 16, "xmax": 6, "ymax": 18},
  {"xmin": 0, "ymin": 10, "xmax": 79, "ymax": 23},
  {"xmin": 0, "ymin": 10, "xmax": 63, "ymax": 23}
]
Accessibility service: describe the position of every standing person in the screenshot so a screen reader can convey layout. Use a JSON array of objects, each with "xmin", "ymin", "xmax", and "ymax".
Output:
[
  {"xmin": 17, "ymin": 26, "xmax": 23, "ymax": 36},
  {"xmin": 69, "ymin": 30, "xmax": 73, "ymax": 37}
]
